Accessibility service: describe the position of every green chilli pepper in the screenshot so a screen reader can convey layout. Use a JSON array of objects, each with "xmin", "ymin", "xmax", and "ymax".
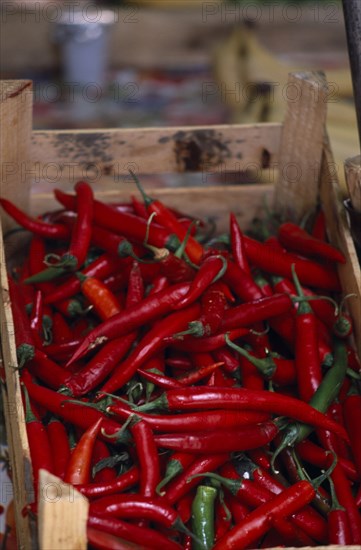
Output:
[{"xmin": 191, "ymin": 484, "xmax": 217, "ymax": 550}]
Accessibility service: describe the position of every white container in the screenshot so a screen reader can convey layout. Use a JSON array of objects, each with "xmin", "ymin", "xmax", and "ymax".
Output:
[{"xmin": 53, "ymin": 9, "xmax": 114, "ymax": 89}]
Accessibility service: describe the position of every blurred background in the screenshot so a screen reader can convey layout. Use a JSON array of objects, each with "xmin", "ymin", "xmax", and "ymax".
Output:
[{"xmin": 0, "ymin": 0, "xmax": 358, "ymax": 170}]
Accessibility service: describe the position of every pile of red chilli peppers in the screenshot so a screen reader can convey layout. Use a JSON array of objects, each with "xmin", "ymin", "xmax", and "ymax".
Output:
[{"xmin": 1, "ymin": 175, "xmax": 361, "ymax": 550}]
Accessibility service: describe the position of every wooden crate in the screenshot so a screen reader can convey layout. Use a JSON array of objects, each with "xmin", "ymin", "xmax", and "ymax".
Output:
[{"xmin": 0, "ymin": 74, "xmax": 360, "ymax": 550}]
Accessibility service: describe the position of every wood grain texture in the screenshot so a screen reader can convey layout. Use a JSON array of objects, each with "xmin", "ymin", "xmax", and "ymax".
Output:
[
  {"xmin": 273, "ymin": 71, "xmax": 328, "ymax": 221},
  {"xmin": 322, "ymin": 144, "xmax": 361, "ymax": 359},
  {"xmin": 344, "ymin": 155, "xmax": 361, "ymax": 212},
  {"xmin": 38, "ymin": 470, "xmax": 88, "ymax": 550},
  {"xmin": 0, "ymin": 219, "xmax": 33, "ymax": 550},
  {"xmin": 342, "ymin": 0, "xmax": 361, "ymax": 147},
  {"xmin": 31, "ymin": 123, "xmax": 281, "ymax": 180},
  {"xmin": 0, "ymin": 80, "xmax": 32, "ymax": 234}
]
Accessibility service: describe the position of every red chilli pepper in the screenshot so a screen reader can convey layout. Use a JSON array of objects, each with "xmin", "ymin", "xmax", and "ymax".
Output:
[
  {"xmin": 86, "ymin": 526, "xmax": 152, "ymax": 550},
  {"xmin": 205, "ymin": 465, "xmax": 316, "ymax": 546},
  {"xmin": 91, "ymin": 225, "xmax": 145, "ymax": 259},
  {"xmin": 42, "ymin": 254, "xmax": 127, "ymax": 304},
  {"xmin": 137, "ymin": 387, "xmax": 349, "ymax": 441},
  {"xmin": 278, "ymin": 221, "xmax": 346, "ymax": 264},
  {"xmin": 215, "ymin": 498, "xmax": 232, "ymax": 541},
  {"xmin": 292, "ymin": 266, "xmax": 322, "ymax": 401},
  {"xmin": 62, "ymin": 334, "xmax": 137, "ymax": 397},
  {"xmin": 0, "ymin": 198, "xmax": 70, "ymax": 239},
  {"xmin": 131, "ymin": 170, "xmax": 204, "ymax": 264},
  {"xmin": 138, "ymin": 368, "xmax": 183, "ymax": 391},
  {"xmin": 64, "ymin": 417, "xmax": 103, "ymax": 485},
  {"xmin": 164, "ymin": 454, "xmax": 229, "ymax": 505},
  {"xmin": 92, "ymin": 439, "xmax": 117, "ymax": 483},
  {"xmin": 212, "ymin": 480, "xmax": 316, "ymax": 550},
  {"xmin": 156, "ymin": 453, "xmax": 195, "ymax": 494},
  {"xmin": 78, "ymin": 466, "xmax": 139, "ymax": 499},
  {"xmin": 28, "ymin": 291, "xmax": 47, "ymax": 345},
  {"xmin": 47, "ymin": 417, "xmax": 71, "ymax": 480},
  {"xmin": 343, "ymin": 392, "xmax": 361, "ymax": 477},
  {"xmin": 87, "ymin": 516, "xmax": 182, "ymax": 550},
  {"xmin": 67, "ymin": 282, "xmax": 191, "ymax": 364},
  {"xmin": 43, "ymin": 338, "xmax": 82, "ymax": 362},
  {"xmin": 22, "ymin": 386, "xmax": 54, "ymax": 500},
  {"xmin": 8, "ymin": 277, "xmax": 36, "ymax": 367},
  {"xmin": 51, "ymin": 312, "xmax": 73, "ymax": 344},
  {"xmin": 54, "ymin": 188, "xmax": 180, "ymax": 251},
  {"xmin": 37, "ymin": 184, "xmax": 93, "ymax": 277},
  {"xmin": 176, "ymin": 361, "xmax": 224, "ymax": 386},
  {"xmin": 219, "ymin": 294, "xmax": 293, "ymax": 332},
  {"xmin": 98, "ymin": 303, "xmax": 201, "ymax": 396},
  {"xmin": 229, "ymin": 212, "xmax": 251, "ymax": 275},
  {"xmin": 130, "ymin": 417, "xmax": 160, "ymax": 498},
  {"xmin": 326, "ymin": 459, "xmax": 361, "ymax": 544},
  {"xmin": 296, "ymin": 439, "xmax": 358, "ymax": 482},
  {"xmin": 189, "ymin": 282, "xmax": 229, "ymax": 338},
  {"xmin": 108, "ymin": 402, "xmax": 267, "ymax": 433},
  {"xmin": 27, "ymin": 348, "xmax": 69, "ymax": 390},
  {"xmin": 167, "ymin": 328, "xmax": 249, "ymax": 354},
  {"xmin": 89, "ymin": 494, "xmax": 186, "ymax": 531},
  {"xmin": 243, "ymin": 234, "xmax": 341, "ymax": 290},
  {"xmin": 60, "ymin": 180, "xmax": 94, "ymax": 269},
  {"xmin": 144, "ymin": 245, "xmax": 195, "ymax": 284},
  {"xmin": 223, "ymin": 260, "xmax": 264, "ymax": 303},
  {"xmin": 175, "ymin": 255, "xmax": 227, "ymax": 310},
  {"xmin": 328, "ymin": 477, "xmax": 353, "ymax": 545},
  {"xmin": 22, "ymin": 375, "xmax": 121, "ymax": 434},
  {"xmin": 152, "ymin": 420, "xmax": 280, "ymax": 453},
  {"xmin": 232, "ymin": 457, "xmax": 327, "ymax": 542}
]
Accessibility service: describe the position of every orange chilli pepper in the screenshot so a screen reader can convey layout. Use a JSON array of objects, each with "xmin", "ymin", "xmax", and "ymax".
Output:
[{"xmin": 76, "ymin": 272, "xmax": 122, "ymax": 321}]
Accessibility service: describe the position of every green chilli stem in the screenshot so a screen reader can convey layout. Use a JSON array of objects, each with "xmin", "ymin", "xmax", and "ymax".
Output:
[
  {"xmin": 129, "ymin": 169, "xmax": 152, "ymax": 207},
  {"xmin": 175, "ymin": 220, "xmax": 198, "ymax": 259},
  {"xmin": 225, "ymin": 334, "xmax": 276, "ymax": 378}
]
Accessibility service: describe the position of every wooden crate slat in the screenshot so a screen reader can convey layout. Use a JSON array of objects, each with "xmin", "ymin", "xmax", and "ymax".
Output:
[
  {"xmin": 0, "ymin": 80, "xmax": 33, "ymax": 234},
  {"xmin": 321, "ymin": 141, "xmax": 361, "ymax": 359},
  {"xmin": 0, "ymin": 220, "xmax": 33, "ymax": 550},
  {"xmin": 344, "ymin": 155, "xmax": 361, "ymax": 212},
  {"xmin": 273, "ymin": 71, "xmax": 328, "ymax": 221},
  {"xmin": 31, "ymin": 123, "xmax": 281, "ymax": 178}
]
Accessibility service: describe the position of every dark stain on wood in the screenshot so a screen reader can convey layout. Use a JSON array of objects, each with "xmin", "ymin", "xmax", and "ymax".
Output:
[
  {"xmin": 261, "ymin": 148, "xmax": 271, "ymax": 169},
  {"xmin": 39, "ymin": 133, "xmax": 114, "ymax": 164},
  {"xmin": 103, "ymin": 164, "xmax": 113, "ymax": 176},
  {"xmin": 8, "ymin": 81, "xmax": 32, "ymax": 99},
  {"xmin": 173, "ymin": 130, "xmax": 231, "ymax": 172},
  {"xmin": 158, "ymin": 136, "xmax": 170, "ymax": 144}
]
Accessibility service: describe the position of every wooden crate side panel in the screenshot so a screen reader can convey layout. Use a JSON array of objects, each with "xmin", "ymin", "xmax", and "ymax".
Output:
[
  {"xmin": 0, "ymin": 81, "xmax": 33, "ymax": 234},
  {"xmin": 344, "ymin": 155, "xmax": 361, "ymax": 211},
  {"xmin": 320, "ymin": 143, "xmax": 361, "ymax": 359},
  {"xmin": 31, "ymin": 123, "xmax": 282, "ymax": 181},
  {"xmin": 0, "ymin": 222, "xmax": 33, "ymax": 550}
]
